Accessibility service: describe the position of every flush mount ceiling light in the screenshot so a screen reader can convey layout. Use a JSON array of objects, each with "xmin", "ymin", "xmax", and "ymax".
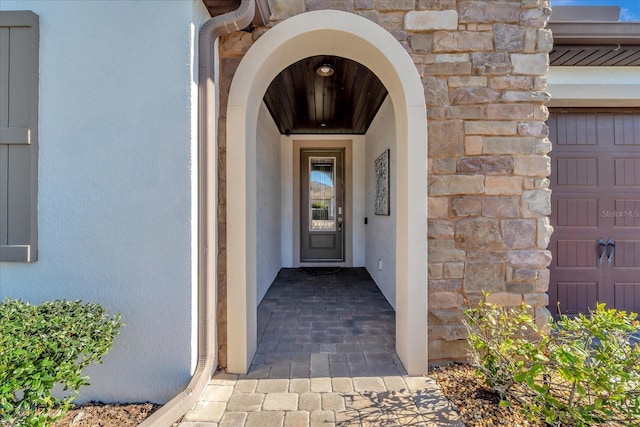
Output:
[{"xmin": 316, "ymin": 64, "xmax": 334, "ymax": 77}]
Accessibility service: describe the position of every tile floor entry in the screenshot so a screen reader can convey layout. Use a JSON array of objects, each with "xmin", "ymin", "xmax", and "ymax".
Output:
[
  {"xmin": 178, "ymin": 268, "xmax": 463, "ymax": 426},
  {"xmin": 250, "ymin": 268, "xmax": 406, "ymax": 379}
]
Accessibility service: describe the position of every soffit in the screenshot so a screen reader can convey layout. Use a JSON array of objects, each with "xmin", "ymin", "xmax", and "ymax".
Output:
[
  {"xmin": 202, "ymin": 0, "xmax": 270, "ymax": 26},
  {"xmin": 203, "ymin": 0, "xmax": 241, "ymax": 16},
  {"xmin": 550, "ymin": 44, "xmax": 640, "ymax": 66},
  {"xmin": 202, "ymin": 2, "xmax": 388, "ymax": 134},
  {"xmin": 262, "ymin": 55, "xmax": 388, "ymax": 135}
]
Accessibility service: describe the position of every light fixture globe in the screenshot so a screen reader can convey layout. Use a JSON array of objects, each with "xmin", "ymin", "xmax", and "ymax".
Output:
[{"xmin": 316, "ymin": 64, "xmax": 334, "ymax": 77}]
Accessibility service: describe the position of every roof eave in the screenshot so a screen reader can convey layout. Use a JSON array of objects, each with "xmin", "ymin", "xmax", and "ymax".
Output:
[{"xmin": 549, "ymin": 21, "xmax": 640, "ymax": 46}]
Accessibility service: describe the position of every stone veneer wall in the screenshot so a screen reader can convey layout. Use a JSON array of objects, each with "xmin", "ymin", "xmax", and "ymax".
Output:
[{"xmin": 215, "ymin": 0, "xmax": 554, "ymax": 368}]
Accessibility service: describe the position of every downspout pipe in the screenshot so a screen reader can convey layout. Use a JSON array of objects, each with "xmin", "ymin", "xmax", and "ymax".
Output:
[{"xmin": 139, "ymin": 1, "xmax": 255, "ymax": 425}]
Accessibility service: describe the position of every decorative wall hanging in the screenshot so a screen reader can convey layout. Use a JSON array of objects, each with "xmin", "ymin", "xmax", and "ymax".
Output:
[{"xmin": 374, "ymin": 149, "xmax": 390, "ymax": 216}]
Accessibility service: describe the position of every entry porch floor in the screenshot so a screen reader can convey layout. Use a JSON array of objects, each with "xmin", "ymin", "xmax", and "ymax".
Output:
[{"xmin": 178, "ymin": 268, "xmax": 462, "ymax": 426}]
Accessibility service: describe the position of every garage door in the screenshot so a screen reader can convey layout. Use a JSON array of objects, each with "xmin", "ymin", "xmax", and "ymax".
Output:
[{"xmin": 548, "ymin": 110, "xmax": 640, "ymax": 318}]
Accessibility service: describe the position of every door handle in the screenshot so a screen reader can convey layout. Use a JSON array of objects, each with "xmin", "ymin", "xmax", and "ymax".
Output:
[
  {"xmin": 607, "ymin": 238, "xmax": 615, "ymax": 264},
  {"xmin": 337, "ymin": 216, "xmax": 343, "ymax": 232},
  {"xmin": 598, "ymin": 238, "xmax": 607, "ymax": 264}
]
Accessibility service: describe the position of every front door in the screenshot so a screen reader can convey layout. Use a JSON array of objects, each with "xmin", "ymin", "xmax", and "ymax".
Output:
[
  {"xmin": 301, "ymin": 149, "xmax": 344, "ymax": 261},
  {"xmin": 548, "ymin": 110, "xmax": 640, "ymax": 317}
]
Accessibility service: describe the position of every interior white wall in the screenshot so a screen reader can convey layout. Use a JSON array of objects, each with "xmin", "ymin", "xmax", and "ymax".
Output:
[
  {"xmin": 0, "ymin": 0, "xmax": 209, "ymax": 403},
  {"xmin": 256, "ymin": 103, "xmax": 282, "ymax": 303},
  {"xmin": 365, "ymin": 98, "xmax": 397, "ymax": 309},
  {"xmin": 281, "ymin": 138, "xmax": 294, "ymax": 267},
  {"xmin": 352, "ymin": 138, "xmax": 366, "ymax": 266},
  {"xmin": 548, "ymin": 66, "xmax": 640, "ymax": 107},
  {"xmin": 279, "ymin": 135, "xmax": 365, "ymax": 267}
]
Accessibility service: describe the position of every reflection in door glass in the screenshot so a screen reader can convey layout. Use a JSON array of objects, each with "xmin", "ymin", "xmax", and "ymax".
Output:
[{"xmin": 309, "ymin": 157, "xmax": 335, "ymax": 231}]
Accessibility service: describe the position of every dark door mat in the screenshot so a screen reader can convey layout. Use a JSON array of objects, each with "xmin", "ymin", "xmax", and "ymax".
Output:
[{"xmin": 299, "ymin": 267, "xmax": 344, "ymax": 276}]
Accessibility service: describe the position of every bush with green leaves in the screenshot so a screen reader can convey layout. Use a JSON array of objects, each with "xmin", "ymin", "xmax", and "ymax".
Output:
[
  {"xmin": 464, "ymin": 296, "xmax": 640, "ymax": 426},
  {"xmin": 463, "ymin": 297, "xmax": 548, "ymax": 400},
  {"xmin": 0, "ymin": 298, "xmax": 123, "ymax": 426}
]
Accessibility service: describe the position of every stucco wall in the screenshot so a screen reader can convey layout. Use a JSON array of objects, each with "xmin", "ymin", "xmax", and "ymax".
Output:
[
  {"xmin": 256, "ymin": 103, "xmax": 282, "ymax": 303},
  {"xmin": 0, "ymin": 0, "xmax": 209, "ymax": 403},
  {"xmin": 548, "ymin": 66, "xmax": 640, "ymax": 107},
  {"xmin": 365, "ymin": 97, "xmax": 397, "ymax": 308}
]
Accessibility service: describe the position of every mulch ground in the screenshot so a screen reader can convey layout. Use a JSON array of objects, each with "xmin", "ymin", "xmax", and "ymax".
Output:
[
  {"xmin": 430, "ymin": 364, "xmax": 542, "ymax": 427},
  {"xmin": 51, "ymin": 402, "xmax": 160, "ymax": 427}
]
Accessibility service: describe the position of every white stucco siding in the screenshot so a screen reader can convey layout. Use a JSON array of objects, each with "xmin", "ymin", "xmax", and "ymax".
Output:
[
  {"xmin": 352, "ymin": 138, "xmax": 366, "ymax": 267},
  {"xmin": 0, "ymin": 0, "xmax": 209, "ymax": 403},
  {"xmin": 365, "ymin": 97, "xmax": 397, "ymax": 308},
  {"xmin": 256, "ymin": 103, "xmax": 282, "ymax": 303},
  {"xmin": 548, "ymin": 66, "xmax": 640, "ymax": 107}
]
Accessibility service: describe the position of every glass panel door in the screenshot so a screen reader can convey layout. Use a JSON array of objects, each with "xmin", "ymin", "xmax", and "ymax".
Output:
[
  {"xmin": 309, "ymin": 157, "xmax": 336, "ymax": 231},
  {"xmin": 301, "ymin": 149, "xmax": 344, "ymax": 262}
]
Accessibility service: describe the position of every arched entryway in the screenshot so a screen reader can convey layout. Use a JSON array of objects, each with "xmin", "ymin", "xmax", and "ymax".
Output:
[{"xmin": 225, "ymin": 10, "xmax": 427, "ymax": 375}]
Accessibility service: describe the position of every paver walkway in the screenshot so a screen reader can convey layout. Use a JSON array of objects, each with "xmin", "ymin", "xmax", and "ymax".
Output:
[{"xmin": 178, "ymin": 268, "xmax": 462, "ymax": 426}]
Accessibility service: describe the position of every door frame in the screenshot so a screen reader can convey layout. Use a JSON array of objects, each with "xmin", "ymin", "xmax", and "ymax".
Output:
[
  {"xmin": 294, "ymin": 140, "xmax": 353, "ymax": 267},
  {"xmin": 226, "ymin": 10, "xmax": 428, "ymax": 375},
  {"xmin": 300, "ymin": 149, "xmax": 345, "ymax": 262}
]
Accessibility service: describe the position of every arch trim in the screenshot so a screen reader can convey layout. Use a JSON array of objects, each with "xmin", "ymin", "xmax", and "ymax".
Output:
[{"xmin": 226, "ymin": 10, "xmax": 428, "ymax": 374}]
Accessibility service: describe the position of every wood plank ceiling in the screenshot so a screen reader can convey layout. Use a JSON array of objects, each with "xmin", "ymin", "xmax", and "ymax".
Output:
[
  {"xmin": 202, "ymin": 0, "xmax": 241, "ymax": 17},
  {"xmin": 201, "ymin": 2, "xmax": 388, "ymax": 135},
  {"xmin": 550, "ymin": 45, "xmax": 640, "ymax": 66},
  {"xmin": 263, "ymin": 55, "xmax": 388, "ymax": 135}
]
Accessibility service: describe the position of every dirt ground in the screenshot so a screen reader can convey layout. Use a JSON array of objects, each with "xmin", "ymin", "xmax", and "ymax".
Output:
[
  {"xmin": 430, "ymin": 364, "xmax": 541, "ymax": 427},
  {"xmin": 52, "ymin": 402, "xmax": 160, "ymax": 427}
]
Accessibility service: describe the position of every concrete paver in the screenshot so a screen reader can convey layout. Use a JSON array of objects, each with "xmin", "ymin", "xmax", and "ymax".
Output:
[
  {"xmin": 352, "ymin": 377, "xmax": 386, "ymax": 392},
  {"xmin": 246, "ymin": 410, "xmax": 284, "ymax": 427},
  {"xmin": 322, "ymin": 393, "xmax": 346, "ymax": 411},
  {"xmin": 200, "ymin": 384, "xmax": 234, "ymax": 402},
  {"xmin": 219, "ymin": 412, "xmax": 248, "ymax": 426},
  {"xmin": 181, "ymin": 401, "xmax": 226, "ymax": 423},
  {"xmin": 298, "ymin": 393, "xmax": 321, "ymax": 412},
  {"xmin": 233, "ymin": 379, "xmax": 257, "ymax": 394},
  {"xmin": 310, "ymin": 377, "xmax": 332, "ymax": 393},
  {"xmin": 310, "ymin": 410, "xmax": 334, "ymax": 426},
  {"xmin": 257, "ymin": 379, "xmax": 290, "ymax": 393},
  {"xmin": 284, "ymin": 411, "xmax": 309, "ymax": 427},
  {"xmin": 288, "ymin": 378, "xmax": 310, "ymax": 394},
  {"xmin": 225, "ymin": 393, "xmax": 265, "ymax": 412},
  {"xmin": 178, "ymin": 268, "xmax": 462, "ymax": 426},
  {"xmin": 177, "ymin": 422, "xmax": 218, "ymax": 427},
  {"xmin": 263, "ymin": 393, "xmax": 299, "ymax": 411},
  {"xmin": 330, "ymin": 377, "xmax": 353, "ymax": 393},
  {"xmin": 382, "ymin": 375, "xmax": 407, "ymax": 392}
]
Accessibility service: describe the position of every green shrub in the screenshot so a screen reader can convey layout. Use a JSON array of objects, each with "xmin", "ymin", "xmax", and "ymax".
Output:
[
  {"xmin": 463, "ymin": 296, "xmax": 549, "ymax": 400},
  {"xmin": 0, "ymin": 298, "xmax": 123, "ymax": 426},
  {"xmin": 540, "ymin": 305, "xmax": 640, "ymax": 426},
  {"xmin": 464, "ymin": 297, "xmax": 640, "ymax": 426}
]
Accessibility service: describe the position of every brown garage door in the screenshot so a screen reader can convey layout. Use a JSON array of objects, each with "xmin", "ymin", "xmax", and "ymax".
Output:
[{"xmin": 548, "ymin": 110, "xmax": 640, "ymax": 318}]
